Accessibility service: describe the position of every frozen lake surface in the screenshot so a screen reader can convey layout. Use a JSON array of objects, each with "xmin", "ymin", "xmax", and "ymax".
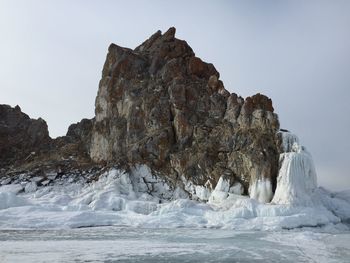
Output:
[{"xmin": 0, "ymin": 227, "xmax": 349, "ymax": 263}]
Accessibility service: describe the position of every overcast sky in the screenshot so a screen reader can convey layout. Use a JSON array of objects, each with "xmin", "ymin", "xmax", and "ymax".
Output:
[{"xmin": 0, "ymin": 0, "xmax": 349, "ymax": 191}]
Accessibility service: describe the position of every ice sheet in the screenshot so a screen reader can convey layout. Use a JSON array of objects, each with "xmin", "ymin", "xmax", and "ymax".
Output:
[{"xmin": 0, "ymin": 227, "xmax": 349, "ymax": 263}]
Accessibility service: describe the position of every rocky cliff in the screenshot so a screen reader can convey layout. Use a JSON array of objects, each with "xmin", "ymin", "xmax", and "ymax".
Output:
[
  {"xmin": 90, "ymin": 27, "xmax": 280, "ymax": 201},
  {"xmin": 1, "ymin": 27, "xmax": 282, "ymax": 203}
]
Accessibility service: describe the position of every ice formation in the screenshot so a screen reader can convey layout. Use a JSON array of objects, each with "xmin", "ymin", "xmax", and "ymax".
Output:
[
  {"xmin": 272, "ymin": 132, "xmax": 317, "ymax": 206},
  {"xmin": 0, "ymin": 132, "xmax": 349, "ymax": 230},
  {"xmin": 249, "ymin": 179, "xmax": 273, "ymax": 204}
]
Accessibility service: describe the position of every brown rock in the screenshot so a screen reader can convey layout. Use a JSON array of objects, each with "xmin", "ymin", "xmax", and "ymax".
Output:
[
  {"xmin": 0, "ymin": 104, "xmax": 51, "ymax": 167},
  {"xmin": 89, "ymin": 27, "xmax": 280, "ymax": 198}
]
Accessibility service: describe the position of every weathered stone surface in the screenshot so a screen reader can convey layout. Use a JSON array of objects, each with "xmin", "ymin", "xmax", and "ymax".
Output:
[
  {"xmin": 66, "ymin": 118, "xmax": 94, "ymax": 154},
  {"xmin": 0, "ymin": 105, "xmax": 94, "ymax": 176},
  {"xmin": 90, "ymin": 27, "xmax": 280, "ymax": 199},
  {"xmin": 0, "ymin": 104, "xmax": 51, "ymax": 167}
]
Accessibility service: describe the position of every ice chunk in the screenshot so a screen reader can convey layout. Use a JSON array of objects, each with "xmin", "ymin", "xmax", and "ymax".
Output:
[
  {"xmin": 195, "ymin": 185, "xmax": 211, "ymax": 201},
  {"xmin": 215, "ymin": 176, "xmax": 230, "ymax": 192},
  {"xmin": 208, "ymin": 176, "xmax": 243, "ymax": 204},
  {"xmin": 31, "ymin": 176, "xmax": 44, "ymax": 183},
  {"xmin": 249, "ymin": 179, "xmax": 273, "ymax": 203},
  {"xmin": 209, "ymin": 189, "xmax": 229, "ymax": 204},
  {"xmin": 41, "ymin": 180, "xmax": 51, "ymax": 186},
  {"xmin": 181, "ymin": 176, "xmax": 212, "ymax": 201},
  {"xmin": 25, "ymin": 182, "xmax": 37, "ymax": 193}
]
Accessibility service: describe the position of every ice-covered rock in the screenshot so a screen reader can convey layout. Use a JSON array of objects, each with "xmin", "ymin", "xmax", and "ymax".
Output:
[
  {"xmin": 25, "ymin": 182, "xmax": 38, "ymax": 193},
  {"xmin": 272, "ymin": 132, "xmax": 317, "ymax": 206},
  {"xmin": 0, "ymin": 184, "xmax": 23, "ymax": 194},
  {"xmin": 278, "ymin": 131, "xmax": 299, "ymax": 152},
  {"xmin": 1, "ymin": 178, "xmax": 11, "ymax": 185},
  {"xmin": 41, "ymin": 180, "xmax": 51, "ymax": 186}
]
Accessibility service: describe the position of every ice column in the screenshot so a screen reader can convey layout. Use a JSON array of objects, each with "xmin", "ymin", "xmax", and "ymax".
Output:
[{"xmin": 272, "ymin": 131, "xmax": 317, "ymax": 206}]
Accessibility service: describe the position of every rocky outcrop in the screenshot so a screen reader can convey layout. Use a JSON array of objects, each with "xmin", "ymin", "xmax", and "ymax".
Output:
[
  {"xmin": 90, "ymin": 27, "xmax": 280, "ymax": 201},
  {"xmin": 0, "ymin": 105, "xmax": 94, "ymax": 176},
  {"xmin": 0, "ymin": 104, "xmax": 51, "ymax": 167}
]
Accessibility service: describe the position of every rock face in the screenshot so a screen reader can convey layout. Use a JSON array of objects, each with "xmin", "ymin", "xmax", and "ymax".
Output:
[
  {"xmin": 66, "ymin": 118, "xmax": 94, "ymax": 154},
  {"xmin": 0, "ymin": 105, "xmax": 51, "ymax": 167},
  {"xmin": 0, "ymin": 105, "xmax": 94, "ymax": 175},
  {"xmin": 90, "ymin": 27, "xmax": 280, "ymax": 201}
]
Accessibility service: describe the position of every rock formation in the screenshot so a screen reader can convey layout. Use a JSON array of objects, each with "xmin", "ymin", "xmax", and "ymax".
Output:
[
  {"xmin": 90, "ymin": 27, "xmax": 280, "ymax": 201},
  {"xmin": 0, "ymin": 104, "xmax": 50, "ymax": 168},
  {"xmin": 0, "ymin": 105, "xmax": 93, "ymax": 175},
  {"xmin": 1, "ymin": 27, "xmax": 282, "ymax": 203}
]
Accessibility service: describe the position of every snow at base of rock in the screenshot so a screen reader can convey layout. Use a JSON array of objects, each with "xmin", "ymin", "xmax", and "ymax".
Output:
[
  {"xmin": 0, "ymin": 167, "xmax": 348, "ymax": 230},
  {"xmin": 0, "ymin": 131, "xmax": 348, "ymax": 231}
]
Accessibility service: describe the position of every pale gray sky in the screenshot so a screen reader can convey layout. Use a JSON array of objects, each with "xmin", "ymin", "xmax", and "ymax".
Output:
[{"xmin": 0, "ymin": 0, "xmax": 349, "ymax": 191}]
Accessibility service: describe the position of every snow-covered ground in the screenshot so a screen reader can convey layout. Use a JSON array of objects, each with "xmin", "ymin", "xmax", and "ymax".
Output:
[{"xmin": 0, "ymin": 227, "xmax": 349, "ymax": 263}]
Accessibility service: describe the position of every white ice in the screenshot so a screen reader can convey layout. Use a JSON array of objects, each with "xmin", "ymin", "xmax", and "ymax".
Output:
[
  {"xmin": 0, "ymin": 169, "xmax": 348, "ymax": 230},
  {"xmin": 249, "ymin": 179, "xmax": 273, "ymax": 203},
  {"xmin": 272, "ymin": 132, "xmax": 317, "ymax": 206},
  {"xmin": 1, "ymin": 228, "xmax": 349, "ymax": 263}
]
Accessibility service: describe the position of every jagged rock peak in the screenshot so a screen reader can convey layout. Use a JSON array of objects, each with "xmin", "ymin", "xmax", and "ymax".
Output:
[
  {"xmin": 90, "ymin": 27, "xmax": 280, "ymax": 199},
  {"xmin": 135, "ymin": 27, "xmax": 191, "ymax": 55}
]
